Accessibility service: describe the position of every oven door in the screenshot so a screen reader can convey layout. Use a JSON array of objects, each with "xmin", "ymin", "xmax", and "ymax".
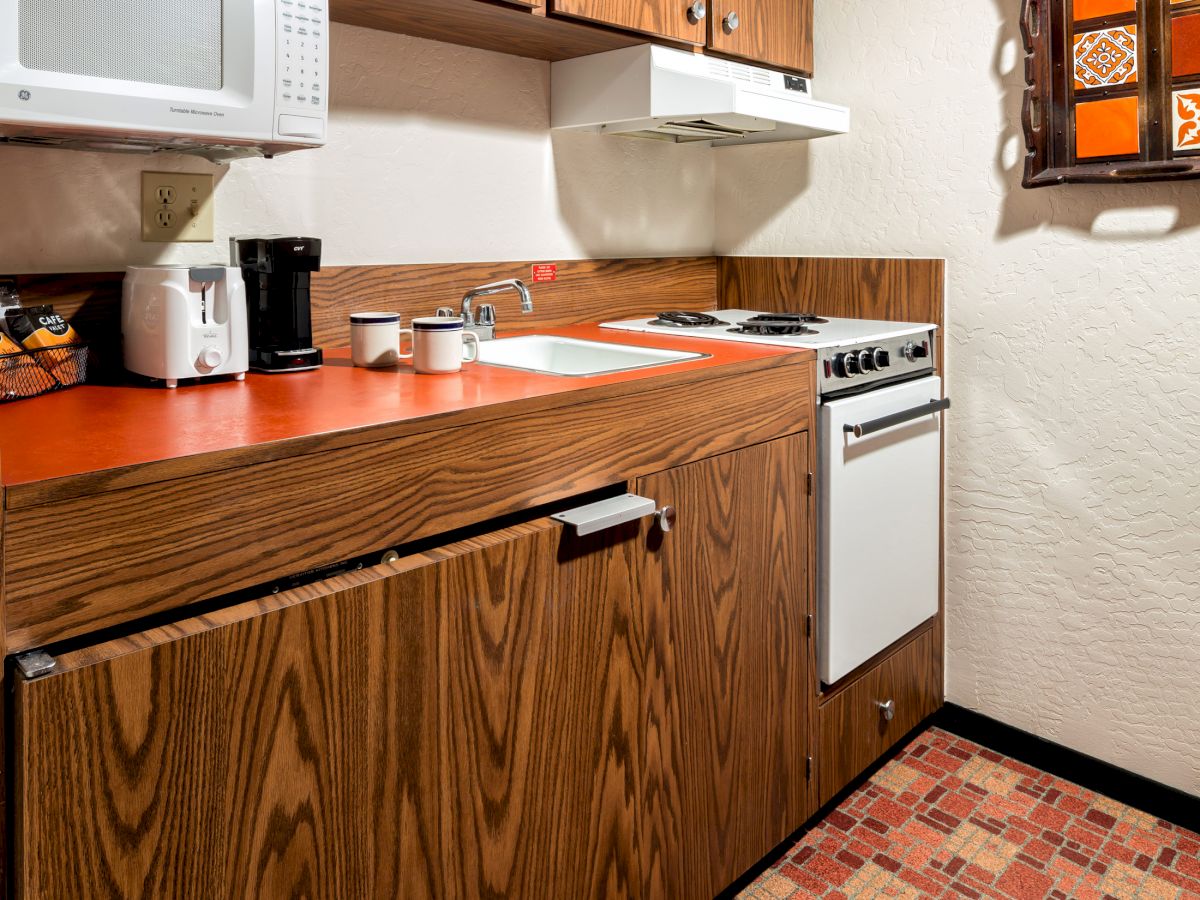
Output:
[{"xmin": 818, "ymin": 375, "xmax": 943, "ymax": 685}]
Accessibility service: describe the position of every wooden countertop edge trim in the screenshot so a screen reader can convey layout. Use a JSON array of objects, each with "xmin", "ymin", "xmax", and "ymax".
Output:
[{"xmin": 4, "ymin": 351, "xmax": 812, "ymax": 511}]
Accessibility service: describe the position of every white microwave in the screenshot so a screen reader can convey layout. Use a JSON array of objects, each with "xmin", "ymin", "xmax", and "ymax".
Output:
[{"xmin": 0, "ymin": 0, "xmax": 327, "ymax": 159}]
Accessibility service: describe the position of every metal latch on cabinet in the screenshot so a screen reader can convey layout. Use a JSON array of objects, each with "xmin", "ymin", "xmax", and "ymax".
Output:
[
  {"xmin": 551, "ymin": 494, "xmax": 676, "ymax": 536},
  {"xmin": 16, "ymin": 650, "xmax": 56, "ymax": 679}
]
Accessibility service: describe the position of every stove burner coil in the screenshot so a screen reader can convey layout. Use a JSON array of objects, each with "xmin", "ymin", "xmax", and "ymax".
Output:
[
  {"xmin": 728, "ymin": 313, "xmax": 827, "ymax": 336},
  {"xmin": 651, "ymin": 310, "xmax": 728, "ymax": 328}
]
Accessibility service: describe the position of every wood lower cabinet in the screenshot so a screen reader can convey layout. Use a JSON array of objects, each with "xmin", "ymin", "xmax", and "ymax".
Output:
[
  {"xmin": 636, "ymin": 433, "xmax": 811, "ymax": 898},
  {"xmin": 707, "ymin": 0, "xmax": 813, "ymax": 74},
  {"xmin": 12, "ymin": 433, "xmax": 813, "ymax": 899},
  {"xmin": 549, "ymin": 0, "xmax": 706, "ymax": 45},
  {"xmin": 816, "ymin": 627, "xmax": 941, "ymax": 808}
]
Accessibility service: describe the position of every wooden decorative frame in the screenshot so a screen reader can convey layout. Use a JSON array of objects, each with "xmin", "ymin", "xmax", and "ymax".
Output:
[{"xmin": 1022, "ymin": 0, "xmax": 1200, "ymax": 186}]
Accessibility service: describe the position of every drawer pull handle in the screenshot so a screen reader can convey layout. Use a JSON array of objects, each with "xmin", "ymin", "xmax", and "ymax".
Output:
[
  {"xmin": 552, "ymin": 494, "xmax": 658, "ymax": 536},
  {"xmin": 877, "ymin": 699, "xmax": 895, "ymax": 722}
]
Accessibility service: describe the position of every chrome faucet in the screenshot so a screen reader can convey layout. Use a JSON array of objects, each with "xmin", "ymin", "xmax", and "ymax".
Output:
[{"xmin": 459, "ymin": 279, "xmax": 533, "ymax": 340}]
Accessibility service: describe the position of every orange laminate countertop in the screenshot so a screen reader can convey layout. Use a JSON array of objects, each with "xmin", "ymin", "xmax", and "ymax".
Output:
[{"xmin": 0, "ymin": 324, "xmax": 810, "ymax": 497}]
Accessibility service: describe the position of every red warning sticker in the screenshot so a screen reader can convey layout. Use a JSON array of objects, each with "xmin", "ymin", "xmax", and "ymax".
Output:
[{"xmin": 531, "ymin": 263, "xmax": 558, "ymax": 283}]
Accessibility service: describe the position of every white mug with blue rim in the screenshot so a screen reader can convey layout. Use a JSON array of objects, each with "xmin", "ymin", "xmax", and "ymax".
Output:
[{"xmin": 399, "ymin": 315, "xmax": 480, "ymax": 374}]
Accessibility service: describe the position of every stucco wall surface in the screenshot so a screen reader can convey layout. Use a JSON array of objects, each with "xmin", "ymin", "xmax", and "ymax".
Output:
[
  {"xmin": 0, "ymin": 24, "xmax": 715, "ymax": 272},
  {"xmin": 715, "ymin": 0, "xmax": 1200, "ymax": 793}
]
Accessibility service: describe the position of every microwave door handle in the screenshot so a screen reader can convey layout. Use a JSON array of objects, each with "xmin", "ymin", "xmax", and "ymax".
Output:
[{"xmin": 844, "ymin": 397, "xmax": 950, "ymax": 438}]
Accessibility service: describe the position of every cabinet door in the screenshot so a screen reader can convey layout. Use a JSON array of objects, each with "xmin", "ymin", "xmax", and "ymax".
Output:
[
  {"xmin": 636, "ymin": 433, "xmax": 811, "ymax": 897},
  {"xmin": 708, "ymin": 0, "xmax": 813, "ymax": 74},
  {"xmin": 11, "ymin": 518, "xmax": 644, "ymax": 899},
  {"xmin": 550, "ymin": 0, "xmax": 705, "ymax": 45},
  {"xmin": 436, "ymin": 521, "xmax": 648, "ymax": 899}
]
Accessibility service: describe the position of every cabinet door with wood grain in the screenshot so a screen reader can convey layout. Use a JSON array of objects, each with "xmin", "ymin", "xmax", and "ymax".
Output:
[
  {"xmin": 10, "ymin": 517, "xmax": 646, "ymax": 900},
  {"xmin": 550, "ymin": 0, "xmax": 706, "ymax": 45},
  {"xmin": 635, "ymin": 433, "xmax": 812, "ymax": 897},
  {"xmin": 708, "ymin": 0, "xmax": 813, "ymax": 74}
]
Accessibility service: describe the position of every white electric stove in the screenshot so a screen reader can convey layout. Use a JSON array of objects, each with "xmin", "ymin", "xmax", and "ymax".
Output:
[{"xmin": 603, "ymin": 308, "xmax": 948, "ymax": 686}]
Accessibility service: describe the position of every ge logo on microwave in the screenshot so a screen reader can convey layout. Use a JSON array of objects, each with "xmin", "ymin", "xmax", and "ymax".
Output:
[{"xmin": 17, "ymin": 90, "xmax": 30, "ymax": 101}]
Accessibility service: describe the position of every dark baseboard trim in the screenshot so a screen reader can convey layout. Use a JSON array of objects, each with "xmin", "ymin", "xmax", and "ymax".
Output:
[{"xmin": 933, "ymin": 703, "xmax": 1200, "ymax": 835}]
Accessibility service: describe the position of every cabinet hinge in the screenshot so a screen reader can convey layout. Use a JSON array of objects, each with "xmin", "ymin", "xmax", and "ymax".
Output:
[
  {"xmin": 16, "ymin": 650, "xmax": 56, "ymax": 680},
  {"xmin": 806, "ymin": 613, "xmax": 813, "ymax": 637},
  {"xmin": 806, "ymin": 756, "xmax": 813, "ymax": 780},
  {"xmin": 807, "ymin": 472, "xmax": 814, "ymax": 496}
]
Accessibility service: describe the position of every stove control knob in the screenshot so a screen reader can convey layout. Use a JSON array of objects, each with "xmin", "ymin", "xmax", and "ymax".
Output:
[
  {"xmin": 843, "ymin": 353, "xmax": 860, "ymax": 377},
  {"xmin": 831, "ymin": 353, "xmax": 845, "ymax": 378},
  {"xmin": 198, "ymin": 347, "xmax": 223, "ymax": 369},
  {"xmin": 873, "ymin": 347, "xmax": 890, "ymax": 369},
  {"xmin": 903, "ymin": 341, "xmax": 916, "ymax": 362},
  {"xmin": 857, "ymin": 349, "xmax": 874, "ymax": 372}
]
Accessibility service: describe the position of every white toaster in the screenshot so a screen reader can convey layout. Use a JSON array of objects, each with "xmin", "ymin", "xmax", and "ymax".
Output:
[{"xmin": 122, "ymin": 266, "xmax": 250, "ymax": 388}]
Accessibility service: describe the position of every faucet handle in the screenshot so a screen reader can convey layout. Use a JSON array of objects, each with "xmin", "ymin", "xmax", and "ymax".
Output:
[
  {"xmin": 435, "ymin": 306, "xmax": 456, "ymax": 318},
  {"xmin": 477, "ymin": 303, "xmax": 496, "ymax": 327}
]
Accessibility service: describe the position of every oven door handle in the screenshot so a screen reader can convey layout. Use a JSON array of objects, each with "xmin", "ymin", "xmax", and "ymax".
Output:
[{"xmin": 843, "ymin": 397, "xmax": 950, "ymax": 438}]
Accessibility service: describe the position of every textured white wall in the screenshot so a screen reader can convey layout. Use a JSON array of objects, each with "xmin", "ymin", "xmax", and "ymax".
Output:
[
  {"xmin": 0, "ymin": 23, "xmax": 715, "ymax": 273},
  {"xmin": 716, "ymin": 2, "xmax": 1200, "ymax": 793}
]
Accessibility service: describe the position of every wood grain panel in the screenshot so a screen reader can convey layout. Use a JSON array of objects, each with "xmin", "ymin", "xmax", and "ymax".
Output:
[
  {"xmin": 14, "ymin": 628, "xmax": 229, "ymax": 897},
  {"xmin": 438, "ymin": 521, "xmax": 647, "ymax": 898},
  {"xmin": 12, "ymin": 516, "xmax": 660, "ymax": 898},
  {"xmin": 636, "ymin": 433, "xmax": 810, "ymax": 896},
  {"xmin": 816, "ymin": 627, "xmax": 941, "ymax": 807},
  {"xmin": 549, "ymin": 0, "xmax": 704, "ymax": 44},
  {"xmin": 7, "ymin": 258, "xmax": 717, "ymax": 375},
  {"xmin": 707, "ymin": 0, "xmax": 813, "ymax": 74},
  {"xmin": 331, "ymin": 0, "xmax": 645, "ymax": 60},
  {"xmin": 718, "ymin": 256, "xmax": 944, "ymax": 328},
  {"xmin": 12, "ymin": 527, "xmax": 501, "ymax": 899},
  {"xmin": 4, "ymin": 359, "xmax": 811, "ymax": 652},
  {"xmin": 308, "ymin": 257, "xmax": 718, "ymax": 348}
]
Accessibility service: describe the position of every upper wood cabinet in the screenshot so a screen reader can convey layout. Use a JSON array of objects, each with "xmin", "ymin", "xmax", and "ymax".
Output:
[
  {"xmin": 549, "ymin": 0, "xmax": 706, "ymax": 45},
  {"xmin": 707, "ymin": 0, "xmax": 813, "ymax": 74}
]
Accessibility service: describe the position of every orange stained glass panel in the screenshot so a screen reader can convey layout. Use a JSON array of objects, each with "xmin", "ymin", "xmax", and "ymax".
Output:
[
  {"xmin": 1075, "ymin": 95, "xmax": 1140, "ymax": 158},
  {"xmin": 1173, "ymin": 14, "xmax": 1200, "ymax": 77},
  {"xmin": 1073, "ymin": 0, "xmax": 1135, "ymax": 19}
]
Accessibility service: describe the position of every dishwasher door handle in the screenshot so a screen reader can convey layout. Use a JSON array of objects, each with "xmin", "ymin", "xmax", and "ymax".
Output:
[{"xmin": 844, "ymin": 397, "xmax": 950, "ymax": 438}]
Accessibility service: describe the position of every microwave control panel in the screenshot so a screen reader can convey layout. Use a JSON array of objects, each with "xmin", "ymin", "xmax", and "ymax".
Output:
[{"xmin": 276, "ymin": 0, "xmax": 329, "ymax": 128}]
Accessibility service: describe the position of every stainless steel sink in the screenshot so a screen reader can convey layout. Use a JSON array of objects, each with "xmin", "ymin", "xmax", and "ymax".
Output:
[{"xmin": 476, "ymin": 335, "xmax": 707, "ymax": 377}]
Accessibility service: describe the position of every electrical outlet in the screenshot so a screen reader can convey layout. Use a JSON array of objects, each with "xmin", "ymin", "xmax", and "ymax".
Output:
[{"xmin": 141, "ymin": 171, "xmax": 214, "ymax": 242}]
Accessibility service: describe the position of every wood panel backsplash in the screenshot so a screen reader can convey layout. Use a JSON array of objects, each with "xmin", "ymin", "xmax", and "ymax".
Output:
[
  {"xmin": 9, "ymin": 256, "xmax": 945, "ymax": 376},
  {"xmin": 8, "ymin": 257, "xmax": 718, "ymax": 369},
  {"xmin": 718, "ymin": 256, "xmax": 945, "ymax": 328}
]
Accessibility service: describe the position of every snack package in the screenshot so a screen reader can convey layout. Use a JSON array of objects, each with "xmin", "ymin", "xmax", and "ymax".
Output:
[
  {"xmin": 0, "ymin": 323, "xmax": 60, "ymax": 398},
  {"xmin": 2, "ymin": 305, "xmax": 85, "ymax": 386}
]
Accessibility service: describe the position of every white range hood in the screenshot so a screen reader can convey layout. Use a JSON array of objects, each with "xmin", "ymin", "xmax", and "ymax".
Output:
[{"xmin": 551, "ymin": 44, "xmax": 849, "ymax": 146}]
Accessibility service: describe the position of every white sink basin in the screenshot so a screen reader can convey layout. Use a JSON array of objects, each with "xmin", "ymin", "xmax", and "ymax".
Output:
[{"xmin": 476, "ymin": 335, "xmax": 707, "ymax": 377}]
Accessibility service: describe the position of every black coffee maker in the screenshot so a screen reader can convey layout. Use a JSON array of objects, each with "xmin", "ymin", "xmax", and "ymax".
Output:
[{"xmin": 233, "ymin": 236, "xmax": 324, "ymax": 372}]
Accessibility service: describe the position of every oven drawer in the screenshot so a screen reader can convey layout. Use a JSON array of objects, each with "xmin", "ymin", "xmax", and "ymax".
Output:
[{"xmin": 817, "ymin": 627, "xmax": 941, "ymax": 807}]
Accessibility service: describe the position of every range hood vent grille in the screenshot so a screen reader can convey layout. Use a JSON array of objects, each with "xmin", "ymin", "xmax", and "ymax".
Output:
[{"xmin": 610, "ymin": 117, "xmax": 778, "ymax": 142}]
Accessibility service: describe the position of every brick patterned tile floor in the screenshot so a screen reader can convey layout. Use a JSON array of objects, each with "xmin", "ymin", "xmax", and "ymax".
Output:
[{"xmin": 739, "ymin": 727, "xmax": 1200, "ymax": 900}]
